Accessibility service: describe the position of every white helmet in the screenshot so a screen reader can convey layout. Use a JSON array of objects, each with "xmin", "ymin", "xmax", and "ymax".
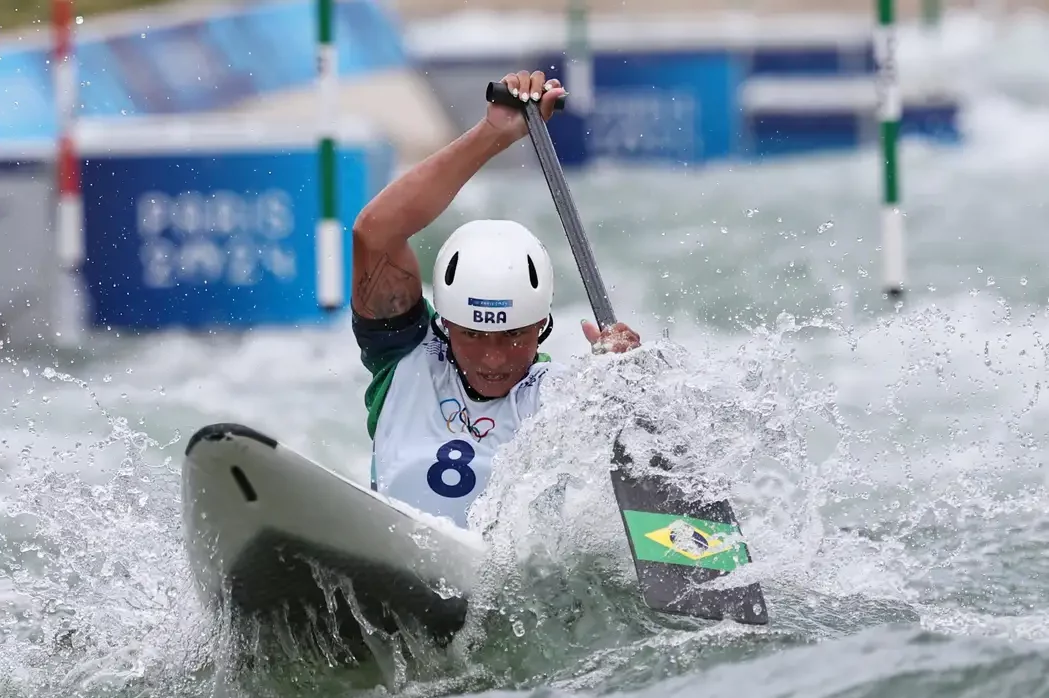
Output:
[{"xmin": 432, "ymin": 219, "xmax": 554, "ymax": 332}]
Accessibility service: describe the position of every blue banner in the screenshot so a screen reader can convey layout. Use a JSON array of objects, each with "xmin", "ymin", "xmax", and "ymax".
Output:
[
  {"xmin": 0, "ymin": 0, "xmax": 407, "ymax": 143},
  {"xmin": 414, "ymin": 34, "xmax": 959, "ymax": 168},
  {"xmin": 81, "ymin": 143, "xmax": 392, "ymax": 330},
  {"xmin": 537, "ymin": 51, "xmax": 741, "ymax": 166}
]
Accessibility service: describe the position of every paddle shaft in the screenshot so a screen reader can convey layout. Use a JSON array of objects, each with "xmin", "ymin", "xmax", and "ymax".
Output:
[{"xmin": 486, "ymin": 82, "xmax": 617, "ymax": 330}]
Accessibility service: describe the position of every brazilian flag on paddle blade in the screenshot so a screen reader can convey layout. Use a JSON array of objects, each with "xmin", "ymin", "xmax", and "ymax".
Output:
[{"xmin": 610, "ymin": 468, "xmax": 768, "ymax": 625}]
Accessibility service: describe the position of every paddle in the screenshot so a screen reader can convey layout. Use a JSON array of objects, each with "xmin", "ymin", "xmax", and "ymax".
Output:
[
  {"xmin": 486, "ymin": 82, "xmax": 615, "ymax": 330},
  {"xmin": 485, "ymin": 82, "xmax": 768, "ymax": 625}
]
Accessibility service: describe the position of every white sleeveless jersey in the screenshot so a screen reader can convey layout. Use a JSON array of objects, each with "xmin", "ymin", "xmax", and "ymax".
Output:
[{"xmin": 370, "ymin": 326, "xmax": 563, "ymax": 528}]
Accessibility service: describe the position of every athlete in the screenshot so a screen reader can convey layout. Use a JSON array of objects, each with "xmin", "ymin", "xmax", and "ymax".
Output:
[{"xmin": 351, "ymin": 70, "xmax": 641, "ymax": 528}]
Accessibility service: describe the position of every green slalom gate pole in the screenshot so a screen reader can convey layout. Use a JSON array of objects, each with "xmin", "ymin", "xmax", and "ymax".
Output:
[
  {"xmin": 316, "ymin": 0, "xmax": 343, "ymax": 310},
  {"xmin": 876, "ymin": 0, "xmax": 904, "ymax": 298}
]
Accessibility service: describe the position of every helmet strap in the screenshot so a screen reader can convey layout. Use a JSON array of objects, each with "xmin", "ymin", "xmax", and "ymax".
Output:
[
  {"xmin": 430, "ymin": 314, "xmax": 451, "ymax": 346},
  {"xmin": 538, "ymin": 314, "xmax": 554, "ymax": 344}
]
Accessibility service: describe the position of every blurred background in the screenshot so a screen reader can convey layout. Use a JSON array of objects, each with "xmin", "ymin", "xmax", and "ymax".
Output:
[
  {"xmin": 3, "ymin": 0, "xmax": 1049, "ymax": 695},
  {"xmin": 2, "ymin": 0, "xmax": 1048, "ymax": 349}
]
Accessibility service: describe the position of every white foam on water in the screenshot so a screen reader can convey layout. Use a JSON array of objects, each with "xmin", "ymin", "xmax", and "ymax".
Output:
[
  {"xmin": 0, "ymin": 361, "xmax": 219, "ymax": 697},
  {"xmin": 425, "ymin": 282, "xmax": 1049, "ymax": 691}
]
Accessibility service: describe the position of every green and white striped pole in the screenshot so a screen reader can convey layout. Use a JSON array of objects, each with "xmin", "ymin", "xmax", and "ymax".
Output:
[
  {"xmin": 316, "ymin": 0, "xmax": 343, "ymax": 310},
  {"xmin": 875, "ymin": 0, "xmax": 904, "ymax": 298}
]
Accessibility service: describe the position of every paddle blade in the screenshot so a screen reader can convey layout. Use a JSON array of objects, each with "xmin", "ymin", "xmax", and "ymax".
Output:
[{"xmin": 610, "ymin": 467, "xmax": 768, "ymax": 625}]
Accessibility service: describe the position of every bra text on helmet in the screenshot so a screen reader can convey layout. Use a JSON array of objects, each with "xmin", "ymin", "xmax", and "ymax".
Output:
[{"xmin": 473, "ymin": 310, "xmax": 508, "ymax": 324}]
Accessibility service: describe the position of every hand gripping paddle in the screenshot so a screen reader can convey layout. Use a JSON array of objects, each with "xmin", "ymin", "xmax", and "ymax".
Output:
[{"xmin": 486, "ymin": 82, "xmax": 768, "ymax": 626}]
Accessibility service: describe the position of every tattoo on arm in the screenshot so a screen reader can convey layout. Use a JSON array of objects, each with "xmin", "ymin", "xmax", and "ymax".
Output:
[{"xmin": 355, "ymin": 253, "xmax": 420, "ymax": 318}]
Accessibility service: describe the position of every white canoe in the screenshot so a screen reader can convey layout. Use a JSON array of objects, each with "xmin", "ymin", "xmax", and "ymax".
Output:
[{"xmin": 181, "ymin": 422, "xmax": 486, "ymax": 659}]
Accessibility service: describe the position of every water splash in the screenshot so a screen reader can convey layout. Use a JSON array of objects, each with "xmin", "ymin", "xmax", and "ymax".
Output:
[
  {"xmin": 443, "ymin": 321, "xmax": 839, "ymax": 691},
  {"xmin": 0, "ymin": 358, "xmax": 221, "ymax": 698},
  {"xmin": 437, "ymin": 294, "xmax": 1049, "ymax": 692}
]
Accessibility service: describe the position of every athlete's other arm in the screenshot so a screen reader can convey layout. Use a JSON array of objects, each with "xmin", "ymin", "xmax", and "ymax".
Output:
[{"xmin": 351, "ymin": 70, "xmax": 566, "ymax": 320}]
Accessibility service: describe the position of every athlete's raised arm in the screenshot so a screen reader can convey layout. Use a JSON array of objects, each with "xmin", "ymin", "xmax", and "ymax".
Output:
[
  {"xmin": 350, "ymin": 70, "xmax": 565, "ymax": 320},
  {"xmin": 351, "ymin": 123, "xmax": 502, "ymax": 319}
]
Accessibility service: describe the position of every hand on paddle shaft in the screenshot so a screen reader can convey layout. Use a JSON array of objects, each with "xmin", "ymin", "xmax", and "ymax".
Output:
[
  {"xmin": 486, "ymin": 70, "xmax": 566, "ymax": 142},
  {"xmin": 582, "ymin": 321, "xmax": 641, "ymax": 354},
  {"xmin": 490, "ymin": 70, "xmax": 642, "ymax": 356}
]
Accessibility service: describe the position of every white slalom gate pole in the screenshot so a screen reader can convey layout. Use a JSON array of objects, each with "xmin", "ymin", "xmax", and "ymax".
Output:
[
  {"xmin": 565, "ymin": 0, "xmax": 593, "ymax": 115},
  {"xmin": 876, "ymin": 0, "xmax": 905, "ymax": 299}
]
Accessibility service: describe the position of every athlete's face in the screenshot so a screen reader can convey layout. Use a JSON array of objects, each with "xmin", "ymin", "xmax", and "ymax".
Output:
[{"xmin": 445, "ymin": 320, "xmax": 546, "ymax": 398}]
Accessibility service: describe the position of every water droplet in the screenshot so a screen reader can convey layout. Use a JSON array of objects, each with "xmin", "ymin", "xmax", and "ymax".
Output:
[
  {"xmin": 744, "ymin": 208, "xmax": 759, "ymax": 217},
  {"xmin": 102, "ymin": 374, "xmax": 112, "ymax": 383},
  {"xmin": 511, "ymin": 617, "xmax": 525, "ymax": 637},
  {"xmin": 21, "ymin": 368, "xmax": 29, "ymax": 377},
  {"xmin": 1021, "ymin": 277, "xmax": 1028, "ymax": 286},
  {"xmin": 817, "ymin": 220, "xmax": 834, "ymax": 234}
]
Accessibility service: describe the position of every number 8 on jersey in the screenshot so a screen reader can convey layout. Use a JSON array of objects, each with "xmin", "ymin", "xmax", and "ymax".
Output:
[{"xmin": 427, "ymin": 439, "xmax": 477, "ymax": 498}]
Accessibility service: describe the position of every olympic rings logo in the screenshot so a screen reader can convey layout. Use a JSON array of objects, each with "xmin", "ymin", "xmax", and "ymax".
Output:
[{"xmin": 439, "ymin": 398, "xmax": 495, "ymax": 441}]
